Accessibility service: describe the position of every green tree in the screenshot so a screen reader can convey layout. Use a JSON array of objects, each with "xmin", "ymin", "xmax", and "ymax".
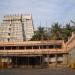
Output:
[
  {"xmin": 71, "ymin": 20, "xmax": 75, "ymax": 32},
  {"xmin": 50, "ymin": 22, "xmax": 62, "ymax": 40},
  {"xmin": 62, "ymin": 23, "xmax": 72, "ymax": 42},
  {"xmin": 31, "ymin": 26, "xmax": 48, "ymax": 41}
]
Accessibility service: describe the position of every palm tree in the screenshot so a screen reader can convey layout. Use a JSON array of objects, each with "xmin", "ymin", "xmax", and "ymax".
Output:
[
  {"xmin": 62, "ymin": 23, "xmax": 72, "ymax": 42},
  {"xmin": 30, "ymin": 26, "xmax": 48, "ymax": 41},
  {"xmin": 71, "ymin": 20, "xmax": 75, "ymax": 32},
  {"xmin": 50, "ymin": 22, "xmax": 62, "ymax": 40}
]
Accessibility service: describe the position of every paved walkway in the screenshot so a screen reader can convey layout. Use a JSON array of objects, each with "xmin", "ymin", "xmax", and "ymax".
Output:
[{"xmin": 0, "ymin": 68, "xmax": 75, "ymax": 75}]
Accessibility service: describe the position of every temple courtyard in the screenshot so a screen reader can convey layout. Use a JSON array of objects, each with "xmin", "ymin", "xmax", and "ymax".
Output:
[{"xmin": 0, "ymin": 68, "xmax": 75, "ymax": 75}]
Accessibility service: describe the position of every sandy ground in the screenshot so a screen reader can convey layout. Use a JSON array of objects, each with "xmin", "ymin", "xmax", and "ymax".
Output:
[{"xmin": 0, "ymin": 68, "xmax": 75, "ymax": 75}]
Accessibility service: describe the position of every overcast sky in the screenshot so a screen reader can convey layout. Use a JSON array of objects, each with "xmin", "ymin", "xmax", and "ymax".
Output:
[{"xmin": 0, "ymin": 0, "xmax": 75, "ymax": 27}]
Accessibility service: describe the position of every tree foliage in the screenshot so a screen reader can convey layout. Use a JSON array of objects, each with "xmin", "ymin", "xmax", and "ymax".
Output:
[
  {"xmin": 31, "ymin": 26, "xmax": 49, "ymax": 41},
  {"xmin": 62, "ymin": 23, "xmax": 72, "ymax": 42},
  {"xmin": 31, "ymin": 21, "xmax": 75, "ymax": 42},
  {"xmin": 50, "ymin": 23, "xmax": 62, "ymax": 40}
]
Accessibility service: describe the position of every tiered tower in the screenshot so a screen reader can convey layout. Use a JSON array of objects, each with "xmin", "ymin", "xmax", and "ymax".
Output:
[{"xmin": 0, "ymin": 14, "xmax": 34, "ymax": 42}]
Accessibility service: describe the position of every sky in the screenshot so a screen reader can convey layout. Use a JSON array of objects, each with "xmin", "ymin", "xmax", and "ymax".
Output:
[{"xmin": 0, "ymin": 0, "xmax": 75, "ymax": 28}]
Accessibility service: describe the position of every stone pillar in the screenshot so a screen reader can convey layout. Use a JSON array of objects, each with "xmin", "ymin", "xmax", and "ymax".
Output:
[
  {"xmin": 55, "ymin": 54, "xmax": 57, "ymax": 68},
  {"xmin": 63, "ymin": 54, "xmax": 68, "ymax": 67},
  {"xmin": 47, "ymin": 55, "xmax": 49, "ymax": 68}
]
